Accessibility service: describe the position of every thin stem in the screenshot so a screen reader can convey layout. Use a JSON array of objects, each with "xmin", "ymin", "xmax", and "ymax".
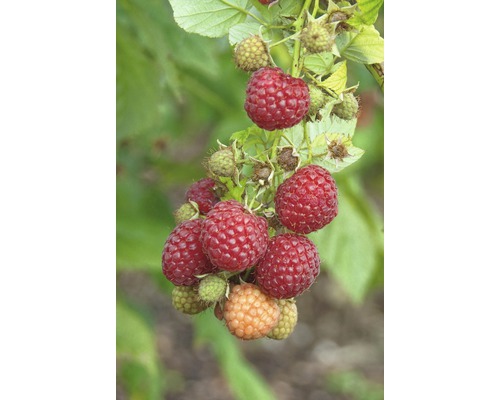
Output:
[
  {"xmin": 269, "ymin": 33, "xmax": 296, "ymax": 48},
  {"xmin": 270, "ymin": 130, "xmax": 283, "ymax": 160},
  {"xmin": 304, "ymin": 121, "xmax": 312, "ymax": 163},
  {"xmin": 365, "ymin": 63, "xmax": 384, "ymax": 93},
  {"xmin": 290, "ymin": 0, "xmax": 313, "ymax": 77},
  {"xmin": 312, "ymin": 0, "xmax": 320, "ymax": 18},
  {"xmin": 220, "ymin": 0, "xmax": 268, "ymax": 26}
]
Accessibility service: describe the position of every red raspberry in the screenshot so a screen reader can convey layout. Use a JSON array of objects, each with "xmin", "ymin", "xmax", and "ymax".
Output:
[
  {"xmin": 162, "ymin": 219, "xmax": 217, "ymax": 286},
  {"xmin": 244, "ymin": 67, "xmax": 310, "ymax": 131},
  {"xmin": 258, "ymin": 0, "xmax": 278, "ymax": 5},
  {"xmin": 201, "ymin": 200, "xmax": 269, "ymax": 272},
  {"xmin": 256, "ymin": 233, "xmax": 320, "ymax": 299},
  {"xmin": 275, "ymin": 164, "xmax": 338, "ymax": 234},
  {"xmin": 185, "ymin": 178, "xmax": 219, "ymax": 214}
]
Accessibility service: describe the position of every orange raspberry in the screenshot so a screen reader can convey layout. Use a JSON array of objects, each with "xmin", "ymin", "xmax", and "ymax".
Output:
[{"xmin": 223, "ymin": 283, "xmax": 280, "ymax": 340}]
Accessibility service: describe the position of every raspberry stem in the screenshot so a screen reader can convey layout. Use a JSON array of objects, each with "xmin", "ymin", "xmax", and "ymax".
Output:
[{"xmin": 291, "ymin": 0, "xmax": 313, "ymax": 77}]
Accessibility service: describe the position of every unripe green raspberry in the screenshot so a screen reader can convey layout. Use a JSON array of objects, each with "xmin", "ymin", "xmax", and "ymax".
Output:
[
  {"xmin": 198, "ymin": 275, "xmax": 227, "ymax": 303},
  {"xmin": 300, "ymin": 23, "xmax": 334, "ymax": 54},
  {"xmin": 332, "ymin": 92, "xmax": 359, "ymax": 120},
  {"xmin": 234, "ymin": 35, "xmax": 271, "ymax": 72},
  {"xmin": 308, "ymin": 84, "xmax": 327, "ymax": 116},
  {"xmin": 174, "ymin": 202, "xmax": 198, "ymax": 225},
  {"xmin": 267, "ymin": 299, "xmax": 298, "ymax": 340},
  {"xmin": 208, "ymin": 148, "xmax": 236, "ymax": 177},
  {"xmin": 172, "ymin": 286, "xmax": 208, "ymax": 315}
]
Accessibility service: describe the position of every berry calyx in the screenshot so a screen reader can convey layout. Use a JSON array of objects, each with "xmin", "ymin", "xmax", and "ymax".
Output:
[
  {"xmin": 223, "ymin": 283, "xmax": 280, "ymax": 340},
  {"xmin": 277, "ymin": 147, "xmax": 300, "ymax": 172},
  {"xmin": 198, "ymin": 274, "xmax": 227, "ymax": 303},
  {"xmin": 244, "ymin": 67, "xmax": 310, "ymax": 131},
  {"xmin": 162, "ymin": 219, "xmax": 217, "ymax": 286},
  {"xmin": 234, "ymin": 35, "xmax": 271, "ymax": 72},
  {"xmin": 201, "ymin": 200, "xmax": 269, "ymax": 271},
  {"xmin": 185, "ymin": 178, "xmax": 220, "ymax": 215},
  {"xmin": 275, "ymin": 164, "xmax": 338, "ymax": 234},
  {"xmin": 332, "ymin": 92, "xmax": 359, "ymax": 120},
  {"xmin": 172, "ymin": 285, "xmax": 209, "ymax": 315},
  {"xmin": 256, "ymin": 233, "xmax": 320, "ymax": 299},
  {"xmin": 300, "ymin": 22, "xmax": 334, "ymax": 54},
  {"xmin": 267, "ymin": 299, "xmax": 298, "ymax": 340},
  {"xmin": 208, "ymin": 148, "xmax": 236, "ymax": 178},
  {"xmin": 173, "ymin": 202, "xmax": 198, "ymax": 225}
]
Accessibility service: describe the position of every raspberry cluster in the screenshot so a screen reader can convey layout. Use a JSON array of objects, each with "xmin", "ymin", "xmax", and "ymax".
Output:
[{"xmin": 162, "ymin": 146, "xmax": 339, "ymax": 341}]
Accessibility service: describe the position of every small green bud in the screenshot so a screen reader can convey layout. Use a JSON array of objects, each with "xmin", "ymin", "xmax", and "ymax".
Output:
[
  {"xmin": 198, "ymin": 275, "xmax": 227, "ymax": 303},
  {"xmin": 332, "ymin": 92, "xmax": 359, "ymax": 120}
]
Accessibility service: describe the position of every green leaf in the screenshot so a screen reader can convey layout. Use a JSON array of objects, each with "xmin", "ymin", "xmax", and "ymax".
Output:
[
  {"xmin": 116, "ymin": 178, "xmax": 173, "ymax": 271},
  {"xmin": 117, "ymin": 25, "xmax": 165, "ymax": 139},
  {"xmin": 310, "ymin": 177, "xmax": 384, "ymax": 303},
  {"xmin": 194, "ymin": 312, "xmax": 277, "ymax": 400},
  {"xmin": 304, "ymin": 53, "xmax": 335, "ymax": 75},
  {"xmin": 117, "ymin": 300, "xmax": 164, "ymax": 399},
  {"xmin": 337, "ymin": 25, "xmax": 384, "ymax": 64},
  {"xmin": 229, "ymin": 22, "xmax": 268, "ymax": 45},
  {"xmin": 355, "ymin": 0, "xmax": 384, "ymax": 25},
  {"xmin": 318, "ymin": 61, "xmax": 347, "ymax": 93},
  {"xmin": 168, "ymin": 0, "xmax": 252, "ymax": 38},
  {"xmin": 311, "ymin": 134, "xmax": 365, "ymax": 174}
]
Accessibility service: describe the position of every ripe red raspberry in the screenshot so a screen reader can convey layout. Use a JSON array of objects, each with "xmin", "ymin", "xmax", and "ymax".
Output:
[
  {"xmin": 185, "ymin": 178, "xmax": 219, "ymax": 214},
  {"xmin": 224, "ymin": 283, "xmax": 280, "ymax": 340},
  {"xmin": 258, "ymin": 0, "xmax": 278, "ymax": 5},
  {"xmin": 201, "ymin": 200, "xmax": 269, "ymax": 272},
  {"xmin": 256, "ymin": 233, "xmax": 320, "ymax": 299},
  {"xmin": 275, "ymin": 164, "xmax": 338, "ymax": 234},
  {"xmin": 162, "ymin": 219, "xmax": 217, "ymax": 286},
  {"xmin": 244, "ymin": 67, "xmax": 310, "ymax": 131}
]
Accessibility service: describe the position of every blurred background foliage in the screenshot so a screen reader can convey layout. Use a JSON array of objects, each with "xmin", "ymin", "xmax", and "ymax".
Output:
[{"xmin": 117, "ymin": 0, "xmax": 384, "ymax": 399}]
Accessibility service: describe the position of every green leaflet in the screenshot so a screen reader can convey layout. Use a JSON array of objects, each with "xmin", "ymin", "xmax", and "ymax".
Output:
[
  {"xmin": 351, "ymin": 0, "xmax": 384, "ymax": 26},
  {"xmin": 318, "ymin": 60, "xmax": 348, "ymax": 93},
  {"xmin": 304, "ymin": 53, "xmax": 335, "ymax": 75},
  {"xmin": 229, "ymin": 22, "xmax": 270, "ymax": 45},
  {"xmin": 336, "ymin": 25, "xmax": 384, "ymax": 64},
  {"xmin": 117, "ymin": 300, "xmax": 165, "ymax": 399},
  {"xmin": 168, "ymin": 0, "xmax": 251, "ymax": 38},
  {"xmin": 310, "ymin": 177, "xmax": 384, "ymax": 303}
]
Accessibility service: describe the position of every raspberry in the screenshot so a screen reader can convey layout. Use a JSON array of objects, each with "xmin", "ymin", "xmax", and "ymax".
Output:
[
  {"xmin": 300, "ymin": 22, "xmax": 334, "ymax": 54},
  {"xmin": 201, "ymin": 200, "xmax": 269, "ymax": 271},
  {"xmin": 172, "ymin": 285, "xmax": 208, "ymax": 315},
  {"xmin": 258, "ymin": 0, "xmax": 278, "ymax": 5},
  {"xmin": 173, "ymin": 202, "xmax": 198, "ymax": 225},
  {"xmin": 244, "ymin": 67, "xmax": 310, "ymax": 131},
  {"xmin": 208, "ymin": 148, "xmax": 236, "ymax": 177},
  {"xmin": 275, "ymin": 164, "xmax": 338, "ymax": 234},
  {"xmin": 162, "ymin": 219, "xmax": 217, "ymax": 286},
  {"xmin": 256, "ymin": 233, "xmax": 320, "ymax": 299},
  {"xmin": 185, "ymin": 178, "xmax": 219, "ymax": 214},
  {"xmin": 267, "ymin": 299, "xmax": 298, "ymax": 340},
  {"xmin": 332, "ymin": 92, "xmax": 359, "ymax": 120},
  {"xmin": 198, "ymin": 274, "xmax": 227, "ymax": 303},
  {"xmin": 277, "ymin": 147, "xmax": 299, "ymax": 171},
  {"xmin": 223, "ymin": 283, "xmax": 280, "ymax": 340},
  {"xmin": 234, "ymin": 35, "xmax": 271, "ymax": 72},
  {"xmin": 308, "ymin": 84, "xmax": 327, "ymax": 116}
]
